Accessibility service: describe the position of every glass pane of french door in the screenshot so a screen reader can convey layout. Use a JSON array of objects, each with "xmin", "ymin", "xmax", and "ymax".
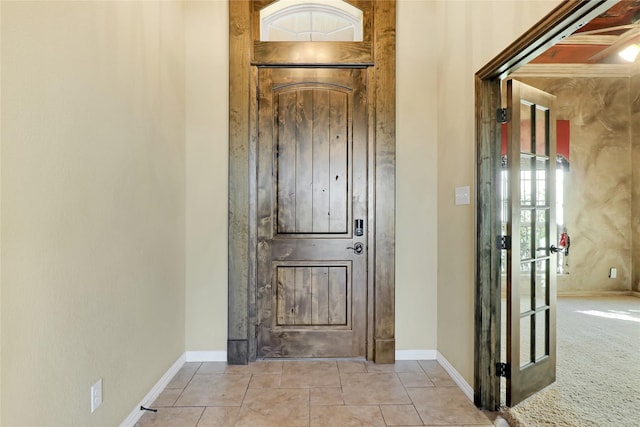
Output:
[{"xmin": 506, "ymin": 79, "xmax": 557, "ymax": 406}]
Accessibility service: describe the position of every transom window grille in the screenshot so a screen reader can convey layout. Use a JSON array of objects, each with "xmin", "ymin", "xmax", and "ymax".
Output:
[{"xmin": 260, "ymin": 0, "xmax": 363, "ymax": 42}]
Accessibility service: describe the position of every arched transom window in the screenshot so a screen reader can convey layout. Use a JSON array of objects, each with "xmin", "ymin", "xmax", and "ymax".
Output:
[{"xmin": 260, "ymin": 0, "xmax": 363, "ymax": 42}]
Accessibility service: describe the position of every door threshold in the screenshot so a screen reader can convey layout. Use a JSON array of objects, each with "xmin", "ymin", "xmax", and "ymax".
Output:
[{"xmin": 256, "ymin": 356, "xmax": 367, "ymax": 362}]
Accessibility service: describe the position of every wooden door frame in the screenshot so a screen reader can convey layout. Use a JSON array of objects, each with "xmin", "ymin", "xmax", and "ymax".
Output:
[
  {"xmin": 473, "ymin": 0, "xmax": 617, "ymax": 410},
  {"xmin": 228, "ymin": 0, "xmax": 396, "ymax": 364}
]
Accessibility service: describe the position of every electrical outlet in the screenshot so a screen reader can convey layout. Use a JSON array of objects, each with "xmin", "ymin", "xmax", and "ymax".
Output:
[
  {"xmin": 609, "ymin": 267, "xmax": 617, "ymax": 279},
  {"xmin": 91, "ymin": 378, "xmax": 103, "ymax": 413}
]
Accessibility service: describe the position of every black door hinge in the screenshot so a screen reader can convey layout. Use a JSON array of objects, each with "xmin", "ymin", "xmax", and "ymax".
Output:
[
  {"xmin": 497, "ymin": 235, "xmax": 511, "ymax": 250},
  {"xmin": 497, "ymin": 108, "xmax": 511, "ymax": 124},
  {"xmin": 496, "ymin": 362, "xmax": 510, "ymax": 378}
]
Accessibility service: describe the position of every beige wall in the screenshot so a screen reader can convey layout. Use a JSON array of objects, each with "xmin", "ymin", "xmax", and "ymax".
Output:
[
  {"xmin": 185, "ymin": 1, "xmax": 229, "ymax": 352},
  {"xmin": 633, "ymin": 71, "xmax": 640, "ymax": 292},
  {"xmin": 395, "ymin": 0, "xmax": 439, "ymax": 351},
  {"xmin": 1, "ymin": 2, "xmax": 185, "ymax": 425},
  {"xmin": 435, "ymin": 0, "xmax": 558, "ymax": 383},
  {"xmin": 517, "ymin": 76, "xmax": 633, "ymax": 293}
]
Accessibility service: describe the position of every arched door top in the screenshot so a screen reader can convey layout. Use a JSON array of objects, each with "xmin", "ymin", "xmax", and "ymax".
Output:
[{"xmin": 260, "ymin": 0, "xmax": 363, "ymax": 42}]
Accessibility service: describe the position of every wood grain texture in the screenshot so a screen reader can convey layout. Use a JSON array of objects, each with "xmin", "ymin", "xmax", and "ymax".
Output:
[
  {"xmin": 247, "ymin": 65, "xmax": 259, "ymax": 362},
  {"xmin": 311, "ymin": 267, "xmax": 330, "ymax": 325},
  {"xmin": 253, "ymin": 42, "xmax": 373, "ymax": 66},
  {"xmin": 328, "ymin": 266, "xmax": 347, "ymax": 325},
  {"xmin": 276, "ymin": 87, "xmax": 350, "ymax": 234},
  {"xmin": 373, "ymin": 0, "xmax": 396, "ymax": 364},
  {"xmin": 257, "ymin": 68, "xmax": 367, "ymax": 358},
  {"xmin": 276, "ymin": 91, "xmax": 297, "ymax": 233},
  {"xmin": 230, "ymin": 0, "xmax": 396, "ymax": 364},
  {"xmin": 474, "ymin": 76, "xmax": 503, "ymax": 410},
  {"xmin": 312, "ymin": 90, "xmax": 331, "ymax": 233},
  {"xmin": 228, "ymin": 0, "xmax": 252, "ymax": 364},
  {"xmin": 296, "ymin": 91, "xmax": 314, "ymax": 233},
  {"xmin": 329, "ymin": 92, "xmax": 348, "ymax": 233}
]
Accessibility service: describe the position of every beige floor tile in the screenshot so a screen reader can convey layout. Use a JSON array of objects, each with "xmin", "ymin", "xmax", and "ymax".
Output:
[
  {"xmin": 280, "ymin": 371, "xmax": 341, "ymax": 388},
  {"xmin": 196, "ymin": 407, "xmax": 240, "ymax": 427},
  {"xmin": 282, "ymin": 360, "xmax": 338, "ymax": 375},
  {"xmin": 310, "ymin": 405, "xmax": 386, "ymax": 427},
  {"xmin": 310, "ymin": 387, "xmax": 344, "ymax": 405},
  {"xmin": 366, "ymin": 360, "xmax": 425, "ymax": 373},
  {"xmin": 226, "ymin": 360, "xmax": 283, "ymax": 375},
  {"xmin": 135, "ymin": 407, "xmax": 204, "ymax": 427},
  {"xmin": 247, "ymin": 360, "xmax": 283, "ymax": 374},
  {"xmin": 341, "ymin": 373, "xmax": 411, "ymax": 405},
  {"xmin": 408, "ymin": 387, "xmax": 491, "ymax": 425},
  {"xmin": 224, "ymin": 364, "xmax": 252, "ymax": 374},
  {"xmin": 166, "ymin": 362, "xmax": 201, "ymax": 389},
  {"xmin": 418, "ymin": 361, "xmax": 457, "ymax": 387},
  {"xmin": 398, "ymin": 371, "xmax": 435, "ymax": 388},
  {"xmin": 151, "ymin": 388, "xmax": 183, "ymax": 407},
  {"xmin": 235, "ymin": 388, "xmax": 309, "ymax": 427},
  {"xmin": 197, "ymin": 362, "xmax": 227, "ymax": 375},
  {"xmin": 174, "ymin": 374, "xmax": 251, "ymax": 406},
  {"xmin": 337, "ymin": 360, "xmax": 367, "ymax": 373},
  {"xmin": 248, "ymin": 374, "xmax": 281, "ymax": 389},
  {"xmin": 364, "ymin": 361, "xmax": 396, "ymax": 373},
  {"xmin": 380, "ymin": 404, "xmax": 424, "ymax": 426}
]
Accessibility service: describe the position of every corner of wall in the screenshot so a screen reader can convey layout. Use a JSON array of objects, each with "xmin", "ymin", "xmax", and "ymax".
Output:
[{"xmin": 184, "ymin": 0, "xmax": 229, "ymax": 352}]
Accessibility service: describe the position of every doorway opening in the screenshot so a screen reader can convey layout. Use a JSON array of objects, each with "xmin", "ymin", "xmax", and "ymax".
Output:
[{"xmin": 474, "ymin": 0, "xmax": 620, "ymax": 412}]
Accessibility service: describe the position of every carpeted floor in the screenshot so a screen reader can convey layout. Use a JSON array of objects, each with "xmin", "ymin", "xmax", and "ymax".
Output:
[{"xmin": 501, "ymin": 296, "xmax": 640, "ymax": 427}]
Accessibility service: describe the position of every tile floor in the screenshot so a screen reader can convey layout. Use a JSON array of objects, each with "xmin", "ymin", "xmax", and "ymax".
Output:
[{"xmin": 135, "ymin": 359, "xmax": 498, "ymax": 427}]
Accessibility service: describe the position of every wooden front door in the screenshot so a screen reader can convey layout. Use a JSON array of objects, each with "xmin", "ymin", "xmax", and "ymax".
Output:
[
  {"xmin": 505, "ymin": 79, "xmax": 557, "ymax": 405},
  {"xmin": 256, "ymin": 67, "xmax": 368, "ymax": 358}
]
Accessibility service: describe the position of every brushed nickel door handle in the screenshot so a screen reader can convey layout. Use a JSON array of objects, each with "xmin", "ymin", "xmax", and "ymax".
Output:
[{"xmin": 347, "ymin": 242, "xmax": 364, "ymax": 255}]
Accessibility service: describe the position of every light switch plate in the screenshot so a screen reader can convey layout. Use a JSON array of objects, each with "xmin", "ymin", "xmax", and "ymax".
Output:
[
  {"xmin": 91, "ymin": 378, "xmax": 102, "ymax": 413},
  {"xmin": 455, "ymin": 186, "xmax": 470, "ymax": 205}
]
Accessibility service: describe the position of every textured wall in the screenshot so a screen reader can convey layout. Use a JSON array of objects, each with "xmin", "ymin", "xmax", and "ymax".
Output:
[
  {"xmin": 1, "ymin": 2, "xmax": 185, "ymax": 425},
  {"xmin": 519, "ymin": 77, "xmax": 632, "ymax": 293},
  {"xmin": 632, "ymin": 72, "xmax": 640, "ymax": 292}
]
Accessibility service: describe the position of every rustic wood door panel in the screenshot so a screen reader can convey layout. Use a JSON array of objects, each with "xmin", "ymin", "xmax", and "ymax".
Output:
[{"xmin": 257, "ymin": 67, "xmax": 367, "ymax": 358}]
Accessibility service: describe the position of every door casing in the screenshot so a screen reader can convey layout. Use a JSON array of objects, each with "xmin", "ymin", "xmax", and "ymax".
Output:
[
  {"xmin": 228, "ymin": 0, "xmax": 396, "ymax": 364},
  {"xmin": 474, "ymin": 0, "xmax": 617, "ymax": 410}
]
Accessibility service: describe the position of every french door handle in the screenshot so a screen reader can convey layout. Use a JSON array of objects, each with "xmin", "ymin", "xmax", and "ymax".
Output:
[
  {"xmin": 549, "ymin": 245, "xmax": 561, "ymax": 253},
  {"xmin": 347, "ymin": 242, "xmax": 364, "ymax": 255}
]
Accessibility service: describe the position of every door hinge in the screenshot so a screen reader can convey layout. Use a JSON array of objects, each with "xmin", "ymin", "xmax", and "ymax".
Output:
[
  {"xmin": 497, "ymin": 235, "xmax": 511, "ymax": 250},
  {"xmin": 496, "ymin": 362, "xmax": 510, "ymax": 378},
  {"xmin": 497, "ymin": 108, "xmax": 511, "ymax": 124}
]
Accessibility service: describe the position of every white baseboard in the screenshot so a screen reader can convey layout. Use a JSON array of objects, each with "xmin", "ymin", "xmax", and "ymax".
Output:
[
  {"xmin": 558, "ymin": 290, "xmax": 635, "ymax": 297},
  {"xmin": 436, "ymin": 351, "xmax": 474, "ymax": 402},
  {"xmin": 185, "ymin": 351, "xmax": 227, "ymax": 362},
  {"xmin": 119, "ymin": 353, "xmax": 186, "ymax": 427},
  {"xmin": 395, "ymin": 349, "xmax": 437, "ymax": 360}
]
